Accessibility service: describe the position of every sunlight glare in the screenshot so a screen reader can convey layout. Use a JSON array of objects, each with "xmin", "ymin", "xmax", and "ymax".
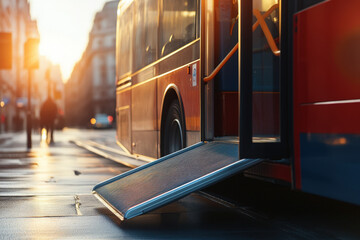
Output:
[
  {"xmin": 29, "ymin": 0, "xmax": 112, "ymax": 81},
  {"xmin": 41, "ymin": 128, "xmax": 47, "ymax": 143}
]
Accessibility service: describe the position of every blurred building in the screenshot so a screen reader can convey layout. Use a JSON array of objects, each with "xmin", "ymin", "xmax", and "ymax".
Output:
[
  {"xmin": 65, "ymin": 0, "xmax": 118, "ymax": 127},
  {"xmin": 0, "ymin": 0, "xmax": 39, "ymax": 132}
]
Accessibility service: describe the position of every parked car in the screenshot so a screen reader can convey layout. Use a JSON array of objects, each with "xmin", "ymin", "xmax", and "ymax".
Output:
[{"xmin": 90, "ymin": 114, "xmax": 113, "ymax": 129}]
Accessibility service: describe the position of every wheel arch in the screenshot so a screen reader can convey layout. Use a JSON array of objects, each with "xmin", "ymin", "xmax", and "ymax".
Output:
[{"xmin": 160, "ymin": 84, "xmax": 187, "ymax": 156}]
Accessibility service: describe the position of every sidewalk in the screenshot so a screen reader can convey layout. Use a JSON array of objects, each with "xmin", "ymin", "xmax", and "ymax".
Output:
[
  {"xmin": 0, "ymin": 132, "xmax": 14, "ymax": 145},
  {"xmin": 0, "ymin": 131, "xmax": 42, "ymax": 151}
]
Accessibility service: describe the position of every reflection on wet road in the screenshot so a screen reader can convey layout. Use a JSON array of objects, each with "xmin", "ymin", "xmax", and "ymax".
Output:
[{"xmin": 0, "ymin": 129, "xmax": 359, "ymax": 239}]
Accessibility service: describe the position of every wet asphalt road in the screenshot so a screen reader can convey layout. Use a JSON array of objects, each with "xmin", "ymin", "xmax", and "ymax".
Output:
[{"xmin": 0, "ymin": 129, "xmax": 359, "ymax": 239}]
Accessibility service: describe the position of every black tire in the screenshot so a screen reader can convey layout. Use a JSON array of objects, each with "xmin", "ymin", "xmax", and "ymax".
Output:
[{"xmin": 162, "ymin": 100, "xmax": 185, "ymax": 156}]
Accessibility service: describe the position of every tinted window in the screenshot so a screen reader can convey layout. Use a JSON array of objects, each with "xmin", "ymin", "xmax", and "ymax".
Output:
[
  {"xmin": 133, "ymin": 0, "xmax": 158, "ymax": 72},
  {"xmin": 160, "ymin": 0, "xmax": 198, "ymax": 57},
  {"xmin": 117, "ymin": 2, "xmax": 133, "ymax": 78},
  {"xmin": 144, "ymin": 0, "xmax": 158, "ymax": 65}
]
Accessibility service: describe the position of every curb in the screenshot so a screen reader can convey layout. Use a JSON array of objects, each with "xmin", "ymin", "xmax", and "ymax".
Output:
[{"xmin": 70, "ymin": 140, "xmax": 147, "ymax": 168}]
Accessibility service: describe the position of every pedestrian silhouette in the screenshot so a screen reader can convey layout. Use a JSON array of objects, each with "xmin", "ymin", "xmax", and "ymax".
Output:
[{"xmin": 40, "ymin": 97, "xmax": 58, "ymax": 144}]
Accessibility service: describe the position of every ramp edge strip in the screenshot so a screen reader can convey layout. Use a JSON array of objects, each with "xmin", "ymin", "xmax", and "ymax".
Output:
[{"xmin": 93, "ymin": 191, "xmax": 125, "ymax": 221}]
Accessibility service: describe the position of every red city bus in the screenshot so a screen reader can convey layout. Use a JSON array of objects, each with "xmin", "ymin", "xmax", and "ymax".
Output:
[
  {"xmin": 115, "ymin": 0, "xmax": 201, "ymax": 159},
  {"xmin": 93, "ymin": 0, "xmax": 360, "ymax": 220}
]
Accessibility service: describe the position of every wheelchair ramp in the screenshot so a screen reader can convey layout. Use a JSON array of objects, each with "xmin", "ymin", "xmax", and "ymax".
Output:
[{"xmin": 92, "ymin": 142, "xmax": 263, "ymax": 220}]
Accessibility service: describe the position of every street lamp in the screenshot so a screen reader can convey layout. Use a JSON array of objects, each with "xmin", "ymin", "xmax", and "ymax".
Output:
[{"xmin": 24, "ymin": 38, "xmax": 40, "ymax": 149}]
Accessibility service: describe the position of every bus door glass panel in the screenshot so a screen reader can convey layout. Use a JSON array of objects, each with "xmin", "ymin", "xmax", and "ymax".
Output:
[
  {"xmin": 160, "ymin": 0, "xmax": 198, "ymax": 58},
  {"xmin": 133, "ymin": 0, "xmax": 158, "ymax": 72},
  {"xmin": 252, "ymin": 0, "xmax": 280, "ymax": 143}
]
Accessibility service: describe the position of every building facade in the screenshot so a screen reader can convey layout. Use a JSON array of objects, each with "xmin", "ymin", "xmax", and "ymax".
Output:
[
  {"xmin": 0, "ymin": 0, "xmax": 37, "ymax": 132},
  {"xmin": 0, "ymin": 0, "xmax": 64, "ymax": 132},
  {"xmin": 65, "ymin": 1, "xmax": 118, "ymax": 127}
]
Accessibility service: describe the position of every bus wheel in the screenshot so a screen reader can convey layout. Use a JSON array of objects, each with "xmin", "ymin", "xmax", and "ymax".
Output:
[{"xmin": 163, "ymin": 100, "xmax": 185, "ymax": 156}]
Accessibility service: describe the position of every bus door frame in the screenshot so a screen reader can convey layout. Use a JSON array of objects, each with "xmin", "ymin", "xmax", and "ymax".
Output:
[
  {"xmin": 200, "ymin": 0, "xmax": 216, "ymax": 141},
  {"xmin": 238, "ymin": 0, "xmax": 291, "ymax": 160}
]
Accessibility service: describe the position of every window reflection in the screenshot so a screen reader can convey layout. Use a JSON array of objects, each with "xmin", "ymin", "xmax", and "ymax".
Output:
[
  {"xmin": 252, "ymin": 0, "xmax": 280, "ymax": 143},
  {"xmin": 116, "ymin": 0, "xmax": 199, "ymax": 79},
  {"xmin": 117, "ymin": 2, "xmax": 133, "ymax": 78},
  {"xmin": 133, "ymin": 0, "xmax": 158, "ymax": 72},
  {"xmin": 160, "ymin": 0, "xmax": 198, "ymax": 57},
  {"xmin": 254, "ymin": 0, "xmax": 279, "ymax": 11}
]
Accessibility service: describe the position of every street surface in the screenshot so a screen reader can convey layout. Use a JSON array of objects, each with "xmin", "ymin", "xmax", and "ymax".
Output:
[{"xmin": 0, "ymin": 129, "xmax": 359, "ymax": 239}]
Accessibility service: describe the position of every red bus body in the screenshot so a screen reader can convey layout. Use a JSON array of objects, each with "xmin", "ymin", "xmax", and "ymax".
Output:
[
  {"xmin": 293, "ymin": 0, "xmax": 360, "ymax": 204},
  {"xmin": 115, "ymin": 0, "xmax": 360, "ymax": 205}
]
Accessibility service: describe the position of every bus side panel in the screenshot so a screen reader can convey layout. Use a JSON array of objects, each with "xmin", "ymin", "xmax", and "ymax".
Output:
[
  {"xmin": 132, "ymin": 79, "xmax": 158, "ymax": 158},
  {"xmin": 157, "ymin": 61, "xmax": 201, "ymax": 151},
  {"xmin": 215, "ymin": 92, "xmax": 238, "ymax": 136},
  {"xmin": 116, "ymin": 88, "xmax": 132, "ymax": 153},
  {"xmin": 298, "ymin": 103, "xmax": 360, "ymax": 204},
  {"xmin": 294, "ymin": 0, "xmax": 360, "ymax": 204},
  {"xmin": 294, "ymin": 1, "xmax": 360, "ymax": 104}
]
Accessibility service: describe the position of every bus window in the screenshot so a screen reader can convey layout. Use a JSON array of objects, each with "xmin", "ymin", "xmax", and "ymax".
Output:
[
  {"xmin": 133, "ymin": 0, "xmax": 158, "ymax": 72},
  {"xmin": 117, "ymin": 2, "xmax": 133, "ymax": 79},
  {"xmin": 252, "ymin": 0, "xmax": 280, "ymax": 142},
  {"xmin": 160, "ymin": 0, "xmax": 198, "ymax": 58},
  {"xmin": 144, "ymin": 0, "xmax": 158, "ymax": 66}
]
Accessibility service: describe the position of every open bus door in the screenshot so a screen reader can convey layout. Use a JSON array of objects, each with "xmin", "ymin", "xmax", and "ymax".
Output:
[
  {"xmin": 92, "ymin": 0, "xmax": 291, "ymax": 221},
  {"xmin": 239, "ymin": 0, "xmax": 290, "ymax": 161}
]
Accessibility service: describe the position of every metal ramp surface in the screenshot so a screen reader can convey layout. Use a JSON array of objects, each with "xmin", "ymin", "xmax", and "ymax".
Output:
[{"xmin": 92, "ymin": 141, "xmax": 263, "ymax": 220}]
